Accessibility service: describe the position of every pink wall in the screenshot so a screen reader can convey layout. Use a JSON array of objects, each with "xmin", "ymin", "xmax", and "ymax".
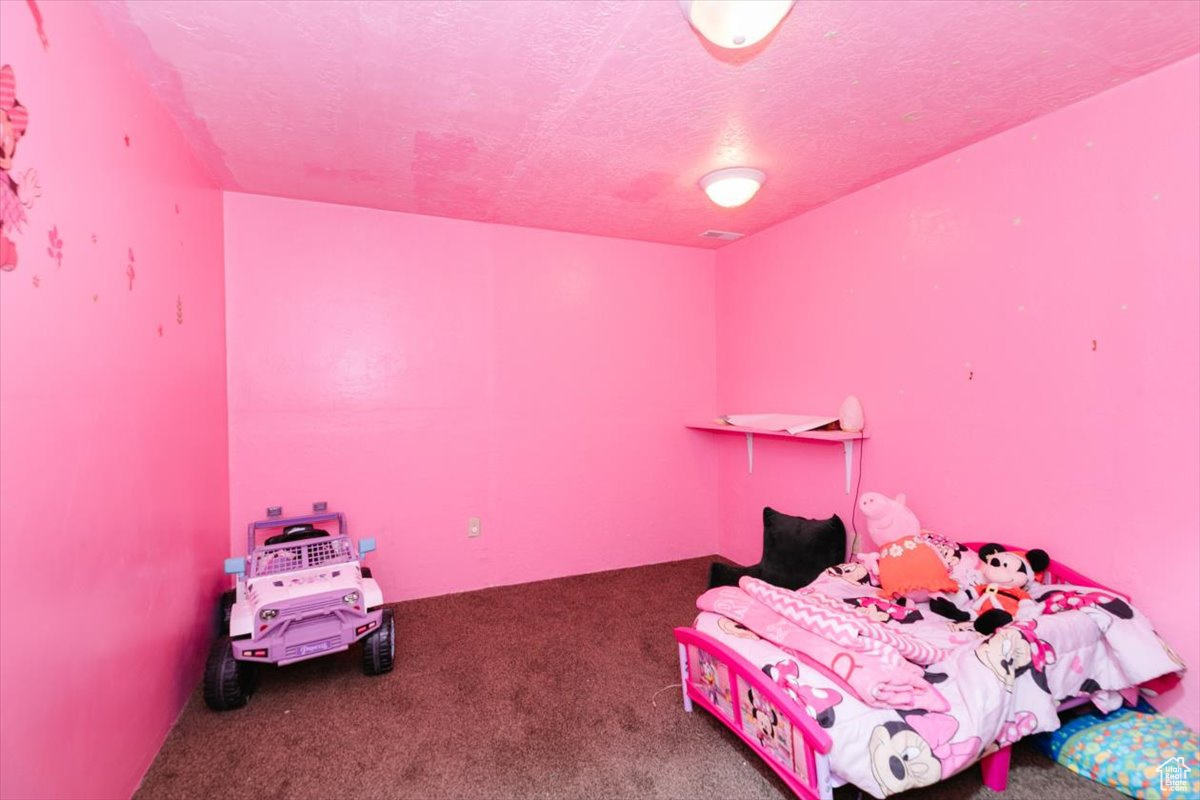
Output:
[
  {"xmin": 714, "ymin": 56, "xmax": 1200, "ymax": 726},
  {"xmin": 0, "ymin": 3, "xmax": 229, "ymax": 799},
  {"xmin": 223, "ymin": 192, "xmax": 717, "ymax": 600}
]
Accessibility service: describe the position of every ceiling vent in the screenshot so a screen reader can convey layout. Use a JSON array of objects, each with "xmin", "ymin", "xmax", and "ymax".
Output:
[{"xmin": 699, "ymin": 229, "xmax": 744, "ymax": 241}]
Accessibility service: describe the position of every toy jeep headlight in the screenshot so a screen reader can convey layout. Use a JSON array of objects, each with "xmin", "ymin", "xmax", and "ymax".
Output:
[
  {"xmin": 343, "ymin": 592, "xmax": 359, "ymax": 604},
  {"xmin": 259, "ymin": 608, "xmax": 279, "ymax": 621}
]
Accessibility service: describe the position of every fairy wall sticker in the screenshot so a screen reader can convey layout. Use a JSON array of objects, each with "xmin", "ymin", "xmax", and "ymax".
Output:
[{"xmin": 1, "ymin": 64, "xmax": 41, "ymax": 273}]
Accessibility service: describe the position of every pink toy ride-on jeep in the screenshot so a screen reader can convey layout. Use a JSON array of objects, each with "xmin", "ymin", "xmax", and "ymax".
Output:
[{"xmin": 204, "ymin": 504, "xmax": 393, "ymax": 711}]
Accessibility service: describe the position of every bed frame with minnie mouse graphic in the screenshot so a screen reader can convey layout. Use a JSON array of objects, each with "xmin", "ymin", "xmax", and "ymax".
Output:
[{"xmin": 673, "ymin": 544, "xmax": 1179, "ymax": 799}]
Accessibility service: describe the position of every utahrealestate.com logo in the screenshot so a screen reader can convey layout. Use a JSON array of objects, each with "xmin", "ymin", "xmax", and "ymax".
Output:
[{"xmin": 1156, "ymin": 756, "xmax": 1193, "ymax": 792}]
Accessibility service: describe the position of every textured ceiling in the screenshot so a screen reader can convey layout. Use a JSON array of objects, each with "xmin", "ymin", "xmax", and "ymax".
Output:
[{"xmin": 93, "ymin": 0, "xmax": 1200, "ymax": 248}]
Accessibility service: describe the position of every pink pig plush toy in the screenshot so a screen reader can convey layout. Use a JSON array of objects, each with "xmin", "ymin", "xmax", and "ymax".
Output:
[{"xmin": 859, "ymin": 492, "xmax": 958, "ymax": 600}]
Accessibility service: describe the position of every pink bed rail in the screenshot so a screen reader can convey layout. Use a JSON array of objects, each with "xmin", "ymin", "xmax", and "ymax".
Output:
[
  {"xmin": 675, "ymin": 626, "xmax": 834, "ymax": 800},
  {"xmin": 678, "ymin": 543, "xmax": 1165, "ymax": 797}
]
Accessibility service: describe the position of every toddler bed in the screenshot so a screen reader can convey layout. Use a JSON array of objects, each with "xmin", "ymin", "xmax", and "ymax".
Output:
[{"xmin": 674, "ymin": 544, "xmax": 1185, "ymax": 799}]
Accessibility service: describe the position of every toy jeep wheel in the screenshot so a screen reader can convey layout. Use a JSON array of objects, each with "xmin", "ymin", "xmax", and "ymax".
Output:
[
  {"xmin": 204, "ymin": 636, "xmax": 256, "ymax": 711},
  {"xmin": 362, "ymin": 608, "xmax": 395, "ymax": 676},
  {"xmin": 218, "ymin": 590, "xmax": 236, "ymax": 636}
]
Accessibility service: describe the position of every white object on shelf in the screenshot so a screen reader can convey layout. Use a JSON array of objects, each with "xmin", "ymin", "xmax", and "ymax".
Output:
[
  {"xmin": 722, "ymin": 412, "xmax": 839, "ymax": 434},
  {"xmin": 678, "ymin": 0, "xmax": 795, "ymax": 49},
  {"xmin": 838, "ymin": 396, "xmax": 865, "ymax": 433}
]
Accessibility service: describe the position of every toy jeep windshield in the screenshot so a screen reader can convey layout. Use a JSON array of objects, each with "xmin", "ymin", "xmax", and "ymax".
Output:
[{"xmin": 204, "ymin": 506, "xmax": 394, "ymax": 711}]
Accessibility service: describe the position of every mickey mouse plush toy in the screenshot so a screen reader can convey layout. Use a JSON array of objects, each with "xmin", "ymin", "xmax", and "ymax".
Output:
[{"xmin": 930, "ymin": 544, "xmax": 1050, "ymax": 635}]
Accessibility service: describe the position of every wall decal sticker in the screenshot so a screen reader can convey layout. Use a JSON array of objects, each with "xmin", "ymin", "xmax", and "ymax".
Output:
[
  {"xmin": 124, "ymin": 134, "xmax": 130, "ymax": 147},
  {"xmin": 176, "ymin": 295, "xmax": 183, "ymax": 324},
  {"xmin": 157, "ymin": 324, "xmax": 163, "ymax": 337},
  {"xmin": 92, "ymin": 293, "xmax": 98, "ymax": 303},
  {"xmin": 174, "ymin": 203, "xmax": 180, "ymax": 214},
  {"xmin": 91, "ymin": 233, "xmax": 97, "ymax": 244},
  {"xmin": 1, "ymin": 64, "xmax": 40, "ymax": 273},
  {"xmin": 31, "ymin": 274, "xmax": 38, "ymax": 288},
  {"xmin": 126, "ymin": 248, "xmax": 135, "ymax": 290},
  {"xmin": 25, "ymin": 1, "xmax": 49, "ymax": 50},
  {"xmin": 46, "ymin": 224, "xmax": 62, "ymax": 268}
]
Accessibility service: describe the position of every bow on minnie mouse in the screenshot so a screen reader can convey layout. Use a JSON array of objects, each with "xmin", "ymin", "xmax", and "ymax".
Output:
[{"xmin": 929, "ymin": 544, "xmax": 1050, "ymax": 635}]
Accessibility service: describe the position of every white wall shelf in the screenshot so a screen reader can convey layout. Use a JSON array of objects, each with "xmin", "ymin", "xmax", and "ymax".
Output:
[{"xmin": 686, "ymin": 422, "xmax": 868, "ymax": 494}]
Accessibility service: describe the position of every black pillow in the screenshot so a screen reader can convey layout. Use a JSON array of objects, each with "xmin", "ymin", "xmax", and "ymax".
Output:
[
  {"xmin": 708, "ymin": 508, "xmax": 846, "ymax": 591},
  {"xmin": 758, "ymin": 508, "xmax": 846, "ymax": 590}
]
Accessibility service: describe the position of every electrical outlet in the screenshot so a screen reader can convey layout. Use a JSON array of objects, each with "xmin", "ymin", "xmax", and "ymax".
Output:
[{"xmin": 468, "ymin": 516, "xmax": 481, "ymax": 538}]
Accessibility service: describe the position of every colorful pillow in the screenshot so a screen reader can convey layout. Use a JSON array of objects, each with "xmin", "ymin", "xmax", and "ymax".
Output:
[{"xmin": 1036, "ymin": 702, "xmax": 1199, "ymax": 799}]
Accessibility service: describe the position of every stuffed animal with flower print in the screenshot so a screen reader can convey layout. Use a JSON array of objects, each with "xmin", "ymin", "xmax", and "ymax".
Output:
[{"xmin": 859, "ymin": 492, "xmax": 958, "ymax": 601}]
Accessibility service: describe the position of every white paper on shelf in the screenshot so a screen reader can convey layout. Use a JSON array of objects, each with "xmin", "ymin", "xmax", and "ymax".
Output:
[{"xmin": 722, "ymin": 413, "xmax": 840, "ymax": 434}]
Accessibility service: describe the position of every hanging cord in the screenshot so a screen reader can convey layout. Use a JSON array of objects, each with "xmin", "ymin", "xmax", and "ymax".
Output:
[
  {"xmin": 651, "ymin": 682, "xmax": 683, "ymax": 708},
  {"xmin": 849, "ymin": 435, "xmax": 866, "ymax": 555}
]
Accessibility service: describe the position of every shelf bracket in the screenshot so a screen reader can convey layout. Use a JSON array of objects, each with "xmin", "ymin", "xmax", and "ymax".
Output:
[
  {"xmin": 746, "ymin": 433, "xmax": 754, "ymax": 474},
  {"xmin": 843, "ymin": 440, "xmax": 854, "ymax": 494}
]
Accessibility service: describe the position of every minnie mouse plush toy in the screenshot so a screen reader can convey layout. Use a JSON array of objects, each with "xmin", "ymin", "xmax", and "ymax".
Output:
[{"xmin": 930, "ymin": 544, "xmax": 1050, "ymax": 635}]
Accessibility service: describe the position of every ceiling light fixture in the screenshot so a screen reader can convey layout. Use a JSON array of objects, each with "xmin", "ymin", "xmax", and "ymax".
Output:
[
  {"xmin": 699, "ymin": 167, "xmax": 765, "ymax": 208},
  {"xmin": 678, "ymin": 0, "xmax": 795, "ymax": 49}
]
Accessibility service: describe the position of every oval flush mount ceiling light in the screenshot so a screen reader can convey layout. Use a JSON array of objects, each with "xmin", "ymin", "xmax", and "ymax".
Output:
[
  {"xmin": 700, "ymin": 167, "xmax": 765, "ymax": 208},
  {"xmin": 679, "ymin": 0, "xmax": 795, "ymax": 49}
]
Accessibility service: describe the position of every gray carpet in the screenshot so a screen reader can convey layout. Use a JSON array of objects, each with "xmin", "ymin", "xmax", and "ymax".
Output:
[{"xmin": 136, "ymin": 557, "xmax": 1119, "ymax": 800}]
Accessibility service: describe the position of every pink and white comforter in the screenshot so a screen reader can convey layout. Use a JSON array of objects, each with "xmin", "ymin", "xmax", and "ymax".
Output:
[{"xmin": 693, "ymin": 560, "xmax": 1185, "ymax": 798}]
